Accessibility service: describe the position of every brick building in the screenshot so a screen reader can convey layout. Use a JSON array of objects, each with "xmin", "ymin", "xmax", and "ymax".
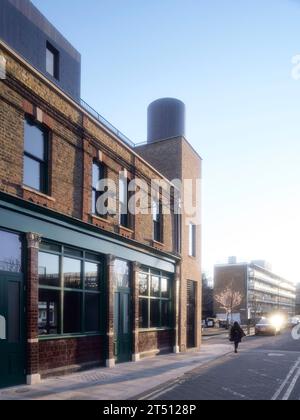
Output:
[
  {"xmin": 296, "ymin": 283, "xmax": 300, "ymax": 315},
  {"xmin": 0, "ymin": 0, "xmax": 202, "ymax": 388},
  {"xmin": 214, "ymin": 259, "xmax": 296, "ymax": 324}
]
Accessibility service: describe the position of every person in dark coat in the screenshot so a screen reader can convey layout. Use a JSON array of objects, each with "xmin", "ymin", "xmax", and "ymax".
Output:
[{"xmin": 230, "ymin": 322, "xmax": 246, "ymax": 353}]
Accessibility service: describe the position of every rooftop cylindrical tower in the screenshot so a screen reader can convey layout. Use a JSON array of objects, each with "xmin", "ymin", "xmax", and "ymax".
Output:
[{"xmin": 147, "ymin": 98, "xmax": 186, "ymax": 143}]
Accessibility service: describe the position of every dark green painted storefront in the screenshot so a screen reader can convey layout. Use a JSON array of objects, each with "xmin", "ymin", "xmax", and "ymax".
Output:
[{"xmin": 0, "ymin": 193, "xmax": 177, "ymax": 387}]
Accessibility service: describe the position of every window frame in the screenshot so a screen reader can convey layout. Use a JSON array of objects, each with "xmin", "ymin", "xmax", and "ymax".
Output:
[
  {"xmin": 119, "ymin": 174, "xmax": 131, "ymax": 229},
  {"xmin": 152, "ymin": 196, "xmax": 163, "ymax": 243},
  {"xmin": 23, "ymin": 116, "xmax": 49, "ymax": 194},
  {"xmin": 0, "ymin": 228, "xmax": 23, "ymax": 273},
  {"xmin": 138, "ymin": 267, "xmax": 173, "ymax": 330},
  {"xmin": 46, "ymin": 41, "xmax": 59, "ymax": 80},
  {"xmin": 189, "ymin": 223, "xmax": 196, "ymax": 258},
  {"xmin": 92, "ymin": 160, "xmax": 106, "ymax": 217},
  {"xmin": 38, "ymin": 242, "xmax": 104, "ymax": 339}
]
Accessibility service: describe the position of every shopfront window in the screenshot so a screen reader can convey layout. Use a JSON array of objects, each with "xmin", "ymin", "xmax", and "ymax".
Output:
[
  {"xmin": 138, "ymin": 267, "xmax": 172, "ymax": 329},
  {"xmin": 0, "ymin": 230, "xmax": 22, "ymax": 273},
  {"xmin": 38, "ymin": 243, "xmax": 103, "ymax": 336},
  {"xmin": 112, "ymin": 259, "xmax": 130, "ymax": 288}
]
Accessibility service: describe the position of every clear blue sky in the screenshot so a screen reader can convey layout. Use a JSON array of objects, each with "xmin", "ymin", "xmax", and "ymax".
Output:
[{"xmin": 32, "ymin": 0, "xmax": 300, "ymax": 282}]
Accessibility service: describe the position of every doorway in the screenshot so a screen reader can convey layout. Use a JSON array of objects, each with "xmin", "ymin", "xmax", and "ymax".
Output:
[
  {"xmin": 114, "ymin": 288, "xmax": 131, "ymax": 363},
  {"xmin": 187, "ymin": 280, "xmax": 196, "ymax": 349},
  {"xmin": 0, "ymin": 271, "xmax": 25, "ymax": 388}
]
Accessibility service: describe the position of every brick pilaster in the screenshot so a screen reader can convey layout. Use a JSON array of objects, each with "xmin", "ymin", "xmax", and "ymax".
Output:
[
  {"xmin": 82, "ymin": 138, "xmax": 92, "ymax": 223},
  {"xmin": 106, "ymin": 254, "xmax": 115, "ymax": 368},
  {"xmin": 174, "ymin": 262, "xmax": 181, "ymax": 353},
  {"xmin": 132, "ymin": 262, "xmax": 141, "ymax": 361},
  {"xmin": 26, "ymin": 232, "xmax": 41, "ymax": 385}
]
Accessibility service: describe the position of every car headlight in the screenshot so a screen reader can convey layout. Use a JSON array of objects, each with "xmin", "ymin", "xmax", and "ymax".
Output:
[{"xmin": 269, "ymin": 315, "xmax": 284, "ymax": 329}]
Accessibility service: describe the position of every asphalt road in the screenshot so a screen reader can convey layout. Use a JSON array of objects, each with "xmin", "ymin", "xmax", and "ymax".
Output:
[{"xmin": 141, "ymin": 329, "xmax": 300, "ymax": 401}]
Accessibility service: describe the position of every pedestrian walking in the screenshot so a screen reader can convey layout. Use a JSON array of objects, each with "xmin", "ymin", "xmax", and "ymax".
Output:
[{"xmin": 230, "ymin": 322, "xmax": 246, "ymax": 353}]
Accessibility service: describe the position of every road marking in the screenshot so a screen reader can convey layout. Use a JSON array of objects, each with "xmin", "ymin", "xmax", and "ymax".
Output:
[
  {"xmin": 142, "ymin": 383, "xmax": 181, "ymax": 400},
  {"xmin": 271, "ymin": 356, "xmax": 300, "ymax": 401},
  {"xmin": 222, "ymin": 387, "xmax": 248, "ymax": 399},
  {"xmin": 268, "ymin": 353, "xmax": 284, "ymax": 357},
  {"xmin": 282, "ymin": 366, "xmax": 300, "ymax": 401},
  {"xmin": 138, "ymin": 379, "xmax": 182, "ymax": 400}
]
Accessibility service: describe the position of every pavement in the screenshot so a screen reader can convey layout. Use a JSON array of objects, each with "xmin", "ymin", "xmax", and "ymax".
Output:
[
  {"xmin": 202, "ymin": 328, "xmax": 228, "ymax": 337},
  {"xmin": 1, "ymin": 329, "xmax": 297, "ymax": 401},
  {"xmin": 135, "ymin": 329, "xmax": 300, "ymax": 401},
  {"xmin": 0, "ymin": 343, "xmax": 232, "ymax": 400}
]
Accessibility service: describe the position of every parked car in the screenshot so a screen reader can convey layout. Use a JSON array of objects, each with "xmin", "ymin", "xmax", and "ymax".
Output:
[
  {"xmin": 205, "ymin": 317, "xmax": 219, "ymax": 328},
  {"xmin": 218, "ymin": 319, "xmax": 229, "ymax": 329},
  {"xmin": 255, "ymin": 317, "xmax": 282, "ymax": 336}
]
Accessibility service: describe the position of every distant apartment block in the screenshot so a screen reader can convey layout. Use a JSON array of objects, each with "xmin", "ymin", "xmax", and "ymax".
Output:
[{"xmin": 214, "ymin": 258, "xmax": 296, "ymax": 324}]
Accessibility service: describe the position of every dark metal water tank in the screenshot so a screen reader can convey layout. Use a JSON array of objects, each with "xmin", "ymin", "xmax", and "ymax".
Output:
[{"xmin": 147, "ymin": 98, "xmax": 186, "ymax": 143}]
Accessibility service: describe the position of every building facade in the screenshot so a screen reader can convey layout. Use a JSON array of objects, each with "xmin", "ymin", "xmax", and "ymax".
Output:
[
  {"xmin": 214, "ymin": 260, "xmax": 296, "ymax": 324},
  {"xmin": 296, "ymin": 283, "xmax": 300, "ymax": 315},
  {"xmin": 0, "ymin": 1, "xmax": 202, "ymax": 388}
]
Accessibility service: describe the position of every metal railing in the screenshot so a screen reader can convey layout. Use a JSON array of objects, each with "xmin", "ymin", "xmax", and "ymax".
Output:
[{"xmin": 80, "ymin": 99, "xmax": 136, "ymax": 148}]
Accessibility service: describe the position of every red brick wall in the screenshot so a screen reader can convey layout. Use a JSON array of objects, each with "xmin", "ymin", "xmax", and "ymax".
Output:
[
  {"xmin": 39, "ymin": 336, "xmax": 105, "ymax": 373},
  {"xmin": 0, "ymin": 45, "xmax": 176, "ymax": 254},
  {"xmin": 136, "ymin": 138, "xmax": 202, "ymax": 351},
  {"xmin": 138, "ymin": 330, "xmax": 174, "ymax": 355}
]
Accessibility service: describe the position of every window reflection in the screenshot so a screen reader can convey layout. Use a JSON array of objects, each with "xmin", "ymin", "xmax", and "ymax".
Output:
[
  {"xmin": 38, "ymin": 244, "xmax": 102, "ymax": 336},
  {"xmin": 138, "ymin": 268, "xmax": 172, "ymax": 329},
  {"xmin": 161, "ymin": 278, "xmax": 169, "ymax": 298},
  {"xmin": 85, "ymin": 262, "xmax": 99, "ymax": 290},
  {"xmin": 38, "ymin": 289, "xmax": 60, "ymax": 335},
  {"xmin": 63, "ymin": 257, "xmax": 81, "ymax": 289},
  {"xmin": 0, "ymin": 230, "xmax": 22, "ymax": 273},
  {"xmin": 113, "ymin": 259, "xmax": 130, "ymax": 288},
  {"xmin": 138, "ymin": 273, "xmax": 148, "ymax": 296},
  {"xmin": 38, "ymin": 252, "xmax": 60, "ymax": 287},
  {"xmin": 151, "ymin": 276, "xmax": 160, "ymax": 297}
]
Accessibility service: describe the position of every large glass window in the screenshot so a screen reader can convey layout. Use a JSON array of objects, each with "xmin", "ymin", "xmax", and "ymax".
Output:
[
  {"xmin": 0, "ymin": 230, "xmax": 22, "ymax": 272},
  {"xmin": 38, "ymin": 243, "xmax": 103, "ymax": 336},
  {"xmin": 138, "ymin": 268, "xmax": 172, "ymax": 329},
  {"xmin": 24, "ymin": 117, "xmax": 48, "ymax": 194}
]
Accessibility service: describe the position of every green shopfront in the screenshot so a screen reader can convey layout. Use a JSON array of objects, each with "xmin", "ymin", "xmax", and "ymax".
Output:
[{"xmin": 0, "ymin": 193, "xmax": 178, "ymax": 387}]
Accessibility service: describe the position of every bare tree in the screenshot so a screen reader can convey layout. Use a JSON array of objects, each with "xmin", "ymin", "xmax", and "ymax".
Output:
[
  {"xmin": 202, "ymin": 273, "xmax": 214, "ymax": 319},
  {"xmin": 215, "ymin": 284, "xmax": 243, "ymax": 326}
]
